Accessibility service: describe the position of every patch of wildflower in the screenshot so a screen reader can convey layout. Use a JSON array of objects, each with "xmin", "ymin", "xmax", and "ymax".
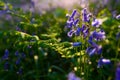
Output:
[
  {"xmin": 0, "ymin": 50, "xmax": 26, "ymax": 75},
  {"xmin": 65, "ymin": 8, "xmax": 111, "ymax": 79},
  {"xmin": 65, "ymin": 8, "xmax": 105, "ymax": 56},
  {"xmin": 67, "ymin": 71, "xmax": 81, "ymax": 80}
]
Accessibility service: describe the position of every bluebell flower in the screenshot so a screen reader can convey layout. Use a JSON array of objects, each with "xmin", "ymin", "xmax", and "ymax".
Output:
[
  {"xmin": 75, "ymin": 27, "xmax": 81, "ymax": 36},
  {"xmin": 15, "ymin": 58, "xmax": 21, "ymax": 65},
  {"xmin": 67, "ymin": 71, "xmax": 81, "ymax": 80},
  {"xmin": 87, "ymin": 40, "xmax": 102, "ymax": 56},
  {"xmin": 86, "ymin": 47, "xmax": 96, "ymax": 56},
  {"xmin": 115, "ymin": 65, "xmax": 120, "ymax": 80},
  {"xmin": 116, "ymin": 32, "xmax": 120, "ymax": 40},
  {"xmin": 4, "ymin": 61, "xmax": 9, "ymax": 71},
  {"xmin": 21, "ymin": 53, "xmax": 26, "ymax": 59},
  {"xmin": 30, "ymin": 0, "xmax": 35, "ymax": 8},
  {"xmin": 92, "ymin": 18, "xmax": 100, "ymax": 27},
  {"xmin": 82, "ymin": 8, "xmax": 88, "ymax": 22},
  {"xmin": 91, "ymin": 30, "xmax": 106, "ymax": 41},
  {"xmin": 70, "ymin": 9, "xmax": 77, "ymax": 19},
  {"xmin": 73, "ymin": 18, "xmax": 79, "ymax": 26},
  {"xmin": 67, "ymin": 30, "xmax": 75, "ymax": 37},
  {"xmin": 82, "ymin": 8, "xmax": 91, "ymax": 22},
  {"xmin": 88, "ymin": 40, "xmax": 98, "ymax": 48},
  {"xmin": 66, "ymin": 20, "xmax": 73, "ymax": 28},
  {"xmin": 81, "ymin": 24, "xmax": 86, "ymax": 32},
  {"xmin": 17, "ymin": 68, "xmax": 22, "ymax": 75},
  {"xmin": 89, "ymin": 36, "xmax": 93, "ymax": 41},
  {"xmin": 97, "ymin": 58, "xmax": 111, "ymax": 68},
  {"xmin": 2, "ymin": 49, "xmax": 9, "ymax": 60},
  {"xmin": 72, "ymin": 42, "xmax": 82, "ymax": 47},
  {"xmin": 15, "ymin": 51, "xmax": 19, "ymax": 56},
  {"xmin": 83, "ymin": 28, "xmax": 89, "ymax": 38},
  {"xmin": 116, "ymin": 14, "xmax": 120, "ymax": 19}
]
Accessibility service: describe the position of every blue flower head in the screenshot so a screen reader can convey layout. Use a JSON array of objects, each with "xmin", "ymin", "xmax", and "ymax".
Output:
[
  {"xmin": 4, "ymin": 61, "xmax": 9, "ymax": 71},
  {"xmin": 21, "ymin": 53, "xmax": 26, "ymax": 59},
  {"xmin": 116, "ymin": 14, "xmax": 120, "ymax": 20},
  {"xmin": 91, "ymin": 30, "xmax": 106, "ymax": 41},
  {"xmin": 116, "ymin": 64, "xmax": 120, "ymax": 80},
  {"xmin": 72, "ymin": 42, "xmax": 82, "ymax": 47},
  {"xmin": 97, "ymin": 58, "xmax": 111, "ymax": 68},
  {"xmin": 116, "ymin": 32, "xmax": 120, "ymax": 40},
  {"xmin": 82, "ymin": 8, "xmax": 91, "ymax": 22},
  {"xmin": 16, "ymin": 58, "xmax": 21, "ymax": 65},
  {"xmin": 67, "ymin": 30, "xmax": 75, "ymax": 37},
  {"xmin": 15, "ymin": 51, "xmax": 19, "ymax": 56},
  {"xmin": 17, "ymin": 68, "xmax": 22, "ymax": 75},
  {"xmin": 87, "ymin": 40, "xmax": 102, "ymax": 56},
  {"xmin": 86, "ymin": 47, "xmax": 96, "ymax": 56},
  {"xmin": 73, "ymin": 18, "xmax": 79, "ymax": 26},
  {"xmin": 75, "ymin": 27, "xmax": 81, "ymax": 36},
  {"xmin": 70, "ymin": 9, "xmax": 77, "ymax": 19},
  {"xmin": 92, "ymin": 18, "xmax": 100, "ymax": 27},
  {"xmin": 2, "ymin": 49, "xmax": 9, "ymax": 60}
]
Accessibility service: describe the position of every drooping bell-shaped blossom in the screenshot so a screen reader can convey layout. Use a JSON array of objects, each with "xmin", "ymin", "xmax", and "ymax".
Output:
[
  {"xmin": 67, "ymin": 71, "xmax": 81, "ymax": 80},
  {"xmin": 91, "ymin": 30, "xmax": 106, "ymax": 41},
  {"xmin": 97, "ymin": 58, "xmax": 111, "ymax": 68},
  {"xmin": 75, "ymin": 27, "xmax": 81, "ymax": 36},
  {"xmin": 17, "ymin": 68, "xmax": 23, "ymax": 75},
  {"xmin": 73, "ymin": 18, "xmax": 79, "ymax": 26},
  {"xmin": 21, "ymin": 53, "xmax": 26, "ymax": 59},
  {"xmin": 2, "ymin": 49, "xmax": 9, "ymax": 60},
  {"xmin": 83, "ymin": 28, "xmax": 89, "ymax": 38},
  {"xmin": 116, "ymin": 14, "xmax": 120, "ymax": 20},
  {"xmin": 115, "ymin": 64, "xmax": 120, "ymax": 80},
  {"xmin": 4, "ymin": 61, "xmax": 9, "ymax": 71},
  {"xmin": 86, "ymin": 40, "xmax": 102, "ymax": 56},
  {"xmin": 116, "ymin": 32, "xmax": 120, "ymax": 40},
  {"xmin": 15, "ymin": 51, "xmax": 19, "ymax": 56},
  {"xmin": 72, "ymin": 42, "xmax": 82, "ymax": 47},
  {"xmin": 82, "ymin": 8, "xmax": 91, "ymax": 22},
  {"xmin": 15, "ymin": 58, "xmax": 21, "ymax": 65},
  {"xmin": 81, "ymin": 24, "xmax": 86, "ymax": 32},
  {"xmin": 92, "ymin": 18, "xmax": 100, "ymax": 27},
  {"xmin": 67, "ymin": 30, "xmax": 75, "ymax": 37},
  {"xmin": 66, "ymin": 9, "xmax": 79, "ymax": 28},
  {"xmin": 82, "ymin": 8, "xmax": 88, "ymax": 22}
]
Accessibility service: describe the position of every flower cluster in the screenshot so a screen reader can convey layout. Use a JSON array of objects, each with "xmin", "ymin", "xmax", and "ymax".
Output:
[
  {"xmin": 1, "ymin": 49, "xmax": 26, "ymax": 75},
  {"xmin": 65, "ymin": 8, "xmax": 111, "ymax": 68}
]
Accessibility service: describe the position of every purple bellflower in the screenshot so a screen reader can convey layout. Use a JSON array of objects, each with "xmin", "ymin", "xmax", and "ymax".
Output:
[
  {"xmin": 67, "ymin": 71, "xmax": 81, "ymax": 80},
  {"xmin": 115, "ymin": 64, "xmax": 120, "ymax": 80},
  {"xmin": 97, "ymin": 58, "xmax": 111, "ymax": 68},
  {"xmin": 86, "ymin": 40, "xmax": 102, "ymax": 56},
  {"xmin": 15, "ymin": 51, "xmax": 19, "ymax": 56},
  {"xmin": 4, "ymin": 61, "xmax": 9, "ymax": 71},
  {"xmin": 72, "ymin": 42, "xmax": 82, "ymax": 47},
  {"xmin": 91, "ymin": 30, "xmax": 106, "ymax": 41},
  {"xmin": 116, "ymin": 32, "xmax": 120, "ymax": 40},
  {"xmin": 15, "ymin": 58, "xmax": 21, "ymax": 65},
  {"xmin": 116, "ymin": 14, "xmax": 120, "ymax": 20},
  {"xmin": 67, "ymin": 30, "xmax": 75, "ymax": 37},
  {"xmin": 21, "ymin": 53, "xmax": 26, "ymax": 59},
  {"xmin": 92, "ymin": 18, "xmax": 100, "ymax": 27},
  {"xmin": 82, "ymin": 8, "xmax": 91, "ymax": 22},
  {"xmin": 17, "ymin": 68, "xmax": 23, "ymax": 75},
  {"xmin": 2, "ymin": 49, "xmax": 9, "ymax": 60}
]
